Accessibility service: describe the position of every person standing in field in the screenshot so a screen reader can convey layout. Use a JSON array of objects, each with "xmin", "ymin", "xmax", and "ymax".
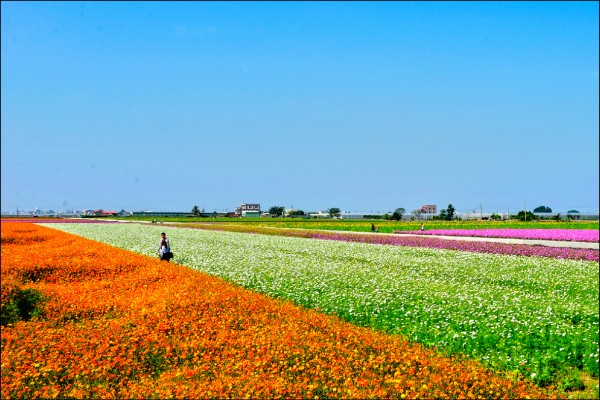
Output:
[
  {"xmin": 157, "ymin": 232, "xmax": 172, "ymax": 262},
  {"xmin": 420, "ymin": 223, "xmax": 425, "ymax": 232},
  {"xmin": 371, "ymin": 223, "xmax": 375, "ymax": 232}
]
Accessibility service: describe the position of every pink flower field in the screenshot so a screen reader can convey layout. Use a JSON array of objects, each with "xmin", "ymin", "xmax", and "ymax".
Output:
[{"xmin": 394, "ymin": 228, "xmax": 599, "ymax": 242}]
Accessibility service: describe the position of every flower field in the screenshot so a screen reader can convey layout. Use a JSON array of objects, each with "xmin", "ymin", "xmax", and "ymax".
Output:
[
  {"xmin": 110, "ymin": 217, "xmax": 600, "ymax": 234},
  {"xmin": 45, "ymin": 222, "xmax": 599, "ymax": 392},
  {"xmin": 0, "ymin": 223, "xmax": 563, "ymax": 398},
  {"xmin": 172, "ymin": 223, "xmax": 599, "ymax": 261},
  {"xmin": 394, "ymin": 229, "xmax": 599, "ymax": 243}
]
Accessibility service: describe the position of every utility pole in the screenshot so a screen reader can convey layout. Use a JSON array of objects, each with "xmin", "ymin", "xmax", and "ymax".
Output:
[
  {"xmin": 524, "ymin": 201, "xmax": 527, "ymax": 221},
  {"xmin": 480, "ymin": 204, "xmax": 483, "ymax": 220}
]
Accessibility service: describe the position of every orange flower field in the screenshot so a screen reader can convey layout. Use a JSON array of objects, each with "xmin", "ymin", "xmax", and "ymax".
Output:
[{"xmin": 1, "ymin": 223, "xmax": 562, "ymax": 399}]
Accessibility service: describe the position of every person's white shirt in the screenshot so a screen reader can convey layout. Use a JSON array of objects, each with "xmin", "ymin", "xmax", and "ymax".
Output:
[{"xmin": 158, "ymin": 237, "xmax": 170, "ymax": 257}]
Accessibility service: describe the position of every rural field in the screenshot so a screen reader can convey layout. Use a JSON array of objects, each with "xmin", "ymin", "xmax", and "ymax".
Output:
[
  {"xmin": 1, "ymin": 219, "xmax": 598, "ymax": 398},
  {"xmin": 4, "ymin": 1, "xmax": 598, "ymax": 398},
  {"xmin": 111, "ymin": 217, "xmax": 600, "ymax": 234}
]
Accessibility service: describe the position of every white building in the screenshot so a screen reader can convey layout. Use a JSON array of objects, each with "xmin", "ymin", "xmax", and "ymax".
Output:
[
  {"xmin": 455, "ymin": 211, "xmax": 501, "ymax": 220},
  {"xmin": 235, "ymin": 203, "xmax": 260, "ymax": 217},
  {"xmin": 308, "ymin": 211, "xmax": 331, "ymax": 218},
  {"xmin": 339, "ymin": 212, "xmax": 387, "ymax": 220}
]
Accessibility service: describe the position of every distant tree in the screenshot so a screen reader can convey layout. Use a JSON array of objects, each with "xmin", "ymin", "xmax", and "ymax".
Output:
[
  {"xmin": 490, "ymin": 213, "xmax": 502, "ymax": 221},
  {"xmin": 552, "ymin": 213, "xmax": 561, "ymax": 221},
  {"xmin": 516, "ymin": 210, "xmax": 537, "ymax": 221},
  {"xmin": 288, "ymin": 210, "xmax": 305, "ymax": 217},
  {"xmin": 191, "ymin": 205, "xmax": 200, "ymax": 216},
  {"xmin": 328, "ymin": 208, "xmax": 341, "ymax": 218},
  {"xmin": 268, "ymin": 206, "xmax": 285, "ymax": 217},
  {"xmin": 534, "ymin": 206, "xmax": 552, "ymax": 213},
  {"xmin": 446, "ymin": 204, "xmax": 455, "ymax": 221},
  {"xmin": 438, "ymin": 209, "xmax": 447, "ymax": 220},
  {"xmin": 391, "ymin": 208, "xmax": 405, "ymax": 221},
  {"xmin": 567, "ymin": 210, "xmax": 580, "ymax": 214},
  {"xmin": 411, "ymin": 209, "xmax": 422, "ymax": 219}
]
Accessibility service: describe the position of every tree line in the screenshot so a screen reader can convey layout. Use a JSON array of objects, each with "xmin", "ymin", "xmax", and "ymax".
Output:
[{"xmin": 191, "ymin": 203, "xmax": 578, "ymax": 221}]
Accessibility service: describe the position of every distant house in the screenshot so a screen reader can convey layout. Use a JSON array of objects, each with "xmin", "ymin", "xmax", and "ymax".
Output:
[
  {"xmin": 116, "ymin": 209, "xmax": 132, "ymax": 217},
  {"xmin": 308, "ymin": 211, "xmax": 331, "ymax": 218},
  {"xmin": 235, "ymin": 203, "xmax": 261, "ymax": 217},
  {"xmin": 419, "ymin": 204, "xmax": 437, "ymax": 214}
]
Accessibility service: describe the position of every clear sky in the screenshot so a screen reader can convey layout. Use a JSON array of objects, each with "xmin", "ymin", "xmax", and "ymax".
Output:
[{"xmin": 2, "ymin": 1, "xmax": 598, "ymax": 214}]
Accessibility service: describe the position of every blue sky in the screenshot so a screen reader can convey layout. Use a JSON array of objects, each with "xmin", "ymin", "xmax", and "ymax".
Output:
[{"xmin": 2, "ymin": 1, "xmax": 598, "ymax": 214}]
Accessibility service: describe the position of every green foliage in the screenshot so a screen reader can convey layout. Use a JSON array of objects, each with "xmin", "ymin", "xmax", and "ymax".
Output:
[
  {"xmin": 446, "ymin": 204, "xmax": 455, "ymax": 221},
  {"xmin": 288, "ymin": 210, "xmax": 305, "ymax": 217},
  {"xmin": 557, "ymin": 371, "xmax": 586, "ymax": 392},
  {"xmin": 328, "ymin": 208, "xmax": 341, "ymax": 218},
  {"xmin": 191, "ymin": 205, "xmax": 200, "ymax": 216},
  {"xmin": 268, "ymin": 206, "xmax": 285, "ymax": 217},
  {"xmin": 534, "ymin": 206, "xmax": 552, "ymax": 213},
  {"xmin": 552, "ymin": 213, "xmax": 561, "ymax": 221},
  {"xmin": 567, "ymin": 212, "xmax": 581, "ymax": 220},
  {"xmin": 516, "ymin": 210, "xmax": 538, "ymax": 221},
  {"xmin": 490, "ymin": 213, "xmax": 502, "ymax": 221},
  {"xmin": 1, "ymin": 287, "xmax": 46, "ymax": 326},
  {"xmin": 437, "ymin": 205, "xmax": 456, "ymax": 221},
  {"xmin": 391, "ymin": 208, "xmax": 405, "ymax": 221}
]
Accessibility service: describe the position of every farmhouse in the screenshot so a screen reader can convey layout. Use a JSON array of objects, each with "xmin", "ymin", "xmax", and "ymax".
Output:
[
  {"xmin": 235, "ymin": 203, "xmax": 261, "ymax": 217},
  {"xmin": 419, "ymin": 204, "xmax": 437, "ymax": 214}
]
